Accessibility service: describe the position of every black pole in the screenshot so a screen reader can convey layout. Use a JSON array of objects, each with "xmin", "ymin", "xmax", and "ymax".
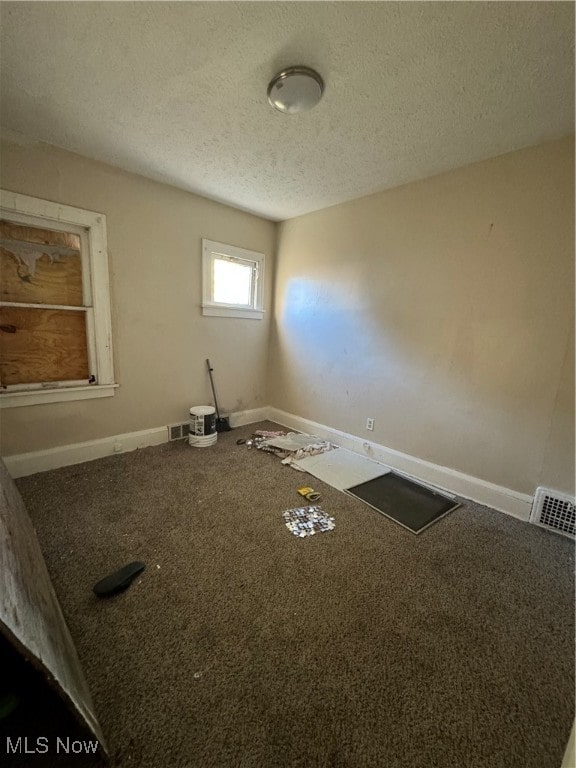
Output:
[{"xmin": 206, "ymin": 359, "xmax": 221, "ymax": 419}]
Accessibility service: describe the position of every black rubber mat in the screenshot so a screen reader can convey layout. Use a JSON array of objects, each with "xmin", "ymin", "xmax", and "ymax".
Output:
[{"xmin": 346, "ymin": 471, "xmax": 460, "ymax": 534}]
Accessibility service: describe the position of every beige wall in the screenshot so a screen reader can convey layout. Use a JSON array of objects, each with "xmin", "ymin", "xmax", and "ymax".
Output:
[
  {"xmin": 269, "ymin": 137, "xmax": 575, "ymax": 496},
  {"xmin": 2, "ymin": 136, "xmax": 573, "ymax": 497},
  {"xmin": 0, "ymin": 139, "xmax": 276, "ymax": 455}
]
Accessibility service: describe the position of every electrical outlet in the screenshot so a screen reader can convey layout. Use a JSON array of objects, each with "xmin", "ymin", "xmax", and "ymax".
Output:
[{"xmin": 366, "ymin": 418, "xmax": 374, "ymax": 431}]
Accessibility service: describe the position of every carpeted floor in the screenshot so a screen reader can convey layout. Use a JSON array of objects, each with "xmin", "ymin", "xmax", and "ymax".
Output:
[{"xmin": 3, "ymin": 421, "xmax": 575, "ymax": 767}]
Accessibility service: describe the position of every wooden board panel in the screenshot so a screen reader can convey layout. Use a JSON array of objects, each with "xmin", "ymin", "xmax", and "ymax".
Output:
[
  {"xmin": 0, "ymin": 219, "xmax": 83, "ymax": 306},
  {"xmin": 0, "ymin": 306, "xmax": 89, "ymax": 385},
  {"xmin": 0, "ymin": 458, "xmax": 106, "ymax": 752}
]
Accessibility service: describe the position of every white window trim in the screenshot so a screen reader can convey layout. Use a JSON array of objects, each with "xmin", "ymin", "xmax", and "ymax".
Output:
[
  {"xmin": 201, "ymin": 238, "xmax": 265, "ymax": 320},
  {"xmin": 0, "ymin": 190, "xmax": 116, "ymax": 408}
]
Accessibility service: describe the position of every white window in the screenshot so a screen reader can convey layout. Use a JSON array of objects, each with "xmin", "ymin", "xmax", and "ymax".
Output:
[
  {"xmin": 202, "ymin": 239, "xmax": 264, "ymax": 319},
  {"xmin": 0, "ymin": 190, "xmax": 116, "ymax": 408}
]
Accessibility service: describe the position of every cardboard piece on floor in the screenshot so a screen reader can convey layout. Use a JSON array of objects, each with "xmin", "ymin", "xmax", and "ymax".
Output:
[{"xmin": 293, "ymin": 448, "xmax": 389, "ymax": 491}]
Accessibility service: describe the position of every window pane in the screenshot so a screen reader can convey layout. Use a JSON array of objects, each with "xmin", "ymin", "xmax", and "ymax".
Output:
[
  {"xmin": 0, "ymin": 219, "xmax": 83, "ymax": 306},
  {"xmin": 213, "ymin": 258, "xmax": 253, "ymax": 306},
  {"xmin": 0, "ymin": 306, "xmax": 89, "ymax": 385}
]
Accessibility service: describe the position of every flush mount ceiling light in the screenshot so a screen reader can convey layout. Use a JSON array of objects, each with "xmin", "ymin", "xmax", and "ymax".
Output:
[{"xmin": 267, "ymin": 66, "xmax": 324, "ymax": 114}]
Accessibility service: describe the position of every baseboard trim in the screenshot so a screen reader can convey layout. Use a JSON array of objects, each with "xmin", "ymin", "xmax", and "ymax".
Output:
[
  {"xmin": 2, "ymin": 407, "xmax": 273, "ymax": 478},
  {"xmin": 3, "ymin": 427, "xmax": 169, "ymax": 478},
  {"xmin": 267, "ymin": 407, "xmax": 533, "ymax": 522},
  {"xmin": 2, "ymin": 406, "xmax": 535, "ymax": 522},
  {"xmin": 228, "ymin": 406, "xmax": 270, "ymax": 428}
]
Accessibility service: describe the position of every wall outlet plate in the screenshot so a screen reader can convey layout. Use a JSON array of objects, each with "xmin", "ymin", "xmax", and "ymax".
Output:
[{"xmin": 366, "ymin": 418, "xmax": 374, "ymax": 431}]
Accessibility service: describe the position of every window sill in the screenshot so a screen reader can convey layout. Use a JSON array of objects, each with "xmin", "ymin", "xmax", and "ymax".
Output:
[
  {"xmin": 201, "ymin": 304, "xmax": 264, "ymax": 320},
  {"xmin": 0, "ymin": 384, "xmax": 118, "ymax": 409}
]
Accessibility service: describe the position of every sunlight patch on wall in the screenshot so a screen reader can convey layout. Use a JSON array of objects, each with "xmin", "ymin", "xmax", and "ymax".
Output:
[{"xmin": 277, "ymin": 277, "xmax": 381, "ymax": 371}]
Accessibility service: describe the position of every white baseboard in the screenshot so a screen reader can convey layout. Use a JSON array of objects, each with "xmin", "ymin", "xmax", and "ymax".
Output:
[
  {"xmin": 2, "ymin": 405, "xmax": 535, "ymax": 522},
  {"xmin": 228, "ymin": 406, "xmax": 270, "ymax": 428},
  {"xmin": 267, "ymin": 407, "xmax": 533, "ymax": 522},
  {"xmin": 3, "ymin": 427, "xmax": 169, "ymax": 478},
  {"xmin": 2, "ymin": 407, "xmax": 273, "ymax": 478}
]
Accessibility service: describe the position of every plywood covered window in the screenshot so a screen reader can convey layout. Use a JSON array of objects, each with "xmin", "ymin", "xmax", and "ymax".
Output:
[{"xmin": 0, "ymin": 191, "xmax": 115, "ymax": 408}]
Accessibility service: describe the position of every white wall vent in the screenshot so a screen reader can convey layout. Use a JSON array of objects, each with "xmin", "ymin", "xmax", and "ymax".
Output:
[
  {"xmin": 168, "ymin": 423, "xmax": 189, "ymax": 441},
  {"xmin": 530, "ymin": 487, "xmax": 575, "ymax": 538}
]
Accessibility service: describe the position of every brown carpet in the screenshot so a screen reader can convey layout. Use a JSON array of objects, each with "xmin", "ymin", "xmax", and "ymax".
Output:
[{"xmin": 3, "ymin": 421, "xmax": 574, "ymax": 768}]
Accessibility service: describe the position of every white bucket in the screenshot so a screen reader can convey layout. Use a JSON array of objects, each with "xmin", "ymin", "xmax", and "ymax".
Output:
[
  {"xmin": 188, "ymin": 431, "xmax": 218, "ymax": 448},
  {"xmin": 189, "ymin": 406, "xmax": 216, "ymax": 447}
]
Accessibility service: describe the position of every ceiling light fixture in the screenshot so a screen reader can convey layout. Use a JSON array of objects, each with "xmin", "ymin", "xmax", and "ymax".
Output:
[{"xmin": 267, "ymin": 66, "xmax": 324, "ymax": 114}]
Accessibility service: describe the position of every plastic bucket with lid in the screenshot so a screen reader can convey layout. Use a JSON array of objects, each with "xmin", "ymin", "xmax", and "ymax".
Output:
[{"xmin": 189, "ymin": 406, "xmax": 216, "ymax": 447}]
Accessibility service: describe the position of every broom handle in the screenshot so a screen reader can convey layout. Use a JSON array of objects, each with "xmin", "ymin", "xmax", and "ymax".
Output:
[{"xmin": 206, "ymin": 359, "xmax": 221, "ymax": 419}]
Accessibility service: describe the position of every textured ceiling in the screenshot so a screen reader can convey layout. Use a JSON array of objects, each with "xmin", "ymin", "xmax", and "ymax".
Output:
[{"xmin": 0, "ymin": 2, "xmax": 574, "ymax": 221}]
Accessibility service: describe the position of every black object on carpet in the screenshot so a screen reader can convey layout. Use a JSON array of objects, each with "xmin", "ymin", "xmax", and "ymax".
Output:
[
  {"xmin": 93, "ymin": 561, "xmax": 146, "ymax": 597},
  {"xmin": 346, "ymin": 471, "xmax": 460, "ymax": 533}
]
